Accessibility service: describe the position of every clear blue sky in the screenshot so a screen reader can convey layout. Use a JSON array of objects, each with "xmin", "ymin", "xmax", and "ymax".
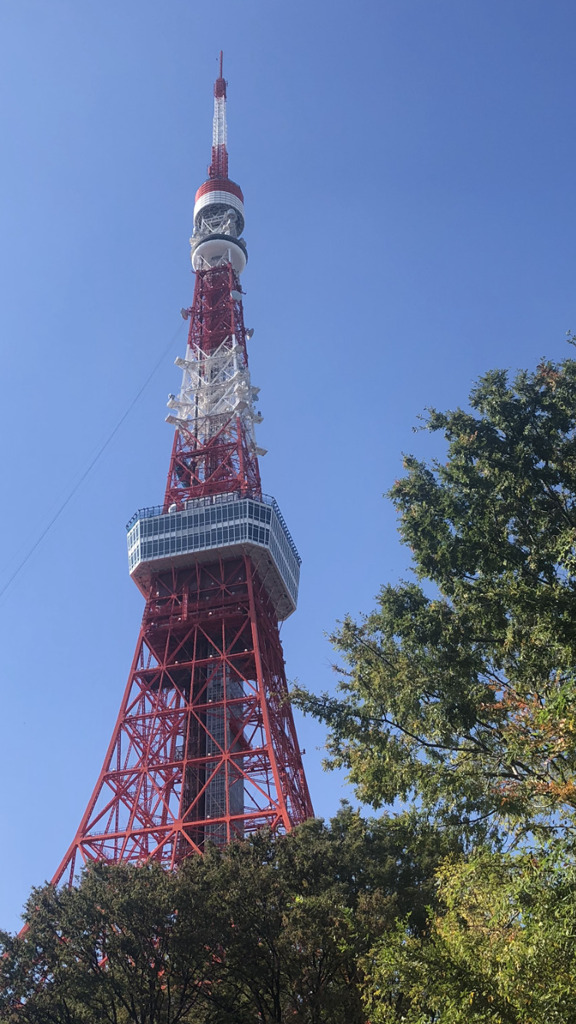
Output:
[{"xmin": 0, "ymin": 0, "xmax": 574, "ymax": 933}]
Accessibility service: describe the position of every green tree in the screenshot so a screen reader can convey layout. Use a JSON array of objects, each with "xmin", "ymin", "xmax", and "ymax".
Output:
[
  {"xmin": 198, "ymin": 809, "xmax": 456, "ymax": 1024},
  {"xmin": 0, "ymin": 857, "xmax": 217, "ymax": 1024},
  {"xmin": 295, "ymin": 356, "xmax": 576, "ymax": 841},
  {"xmin": 365, "ymin": 844, "xmax": 576, "ymax": 1023},
  {"xmin": 0, "ymin": 809, "xmax": 453, "ymax": 1023}
]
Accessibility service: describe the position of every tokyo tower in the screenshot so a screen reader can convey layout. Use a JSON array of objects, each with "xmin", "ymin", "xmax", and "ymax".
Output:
[{"xmin": 53, "ymin": 55, "xmax": 313, "ymax": 886}]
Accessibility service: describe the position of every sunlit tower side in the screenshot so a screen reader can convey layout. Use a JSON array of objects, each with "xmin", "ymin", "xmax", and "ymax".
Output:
[{"xmin": 52, "ymin": 56, "xmax": 313, "ymax": 886}]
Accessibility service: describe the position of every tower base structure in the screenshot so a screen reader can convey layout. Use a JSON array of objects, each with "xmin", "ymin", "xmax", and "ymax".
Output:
[{"xmin": 54, "ymin": 547, "xmax": 312, "ymax": 886}]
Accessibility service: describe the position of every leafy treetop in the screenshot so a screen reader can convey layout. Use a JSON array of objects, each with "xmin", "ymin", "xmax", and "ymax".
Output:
[{"xmin": 295, "ymin": 356, "xmax": 576, "ymax": 842}]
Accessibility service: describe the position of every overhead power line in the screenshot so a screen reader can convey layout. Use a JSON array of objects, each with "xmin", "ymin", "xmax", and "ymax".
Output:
[{"xmin": 0, "ymin": 320, "xmax": 186, "ymax": 602}]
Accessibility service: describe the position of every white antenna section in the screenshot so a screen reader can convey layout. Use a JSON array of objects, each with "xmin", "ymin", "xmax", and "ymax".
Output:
[
  {"xmin": 212, "ymin": 93, "xmax": 227, "ymax": 150},
  {"xmin": 166, "ymin": 336, "xmax": 263, "ymax": 455}
]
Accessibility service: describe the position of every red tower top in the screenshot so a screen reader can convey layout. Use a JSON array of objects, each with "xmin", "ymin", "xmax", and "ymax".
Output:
[
  {"xmin": 195, "ymin": 52, "xmax": 244, "ymax": 228},
  {"xmin": 165, "ymin": 57, "xmax": 259, "ymax": 507},
  {"xmin": 209, "ymin": 50, "xmax": 228, "ymax": 179}
]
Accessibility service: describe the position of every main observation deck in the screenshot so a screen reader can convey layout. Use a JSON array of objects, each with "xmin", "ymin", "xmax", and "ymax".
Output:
[{"xmin": 126, "ymin": 491, "xmax": 300, "ymax": 620}]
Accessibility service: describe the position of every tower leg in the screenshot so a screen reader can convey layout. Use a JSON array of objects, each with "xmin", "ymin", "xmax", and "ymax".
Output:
[{"xmin": 52, "ymin": 556, "xmax": 312, "ymax": 886}]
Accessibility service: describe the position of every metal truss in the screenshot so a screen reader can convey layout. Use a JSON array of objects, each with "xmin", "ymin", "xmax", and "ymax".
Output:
[
  {"xmin": 53, "ymin": 556, "xmax": 312, "ymax": 885},
  {"xmin": 165, "ymin": 264, "xmax": 262, "ymax": 505}
]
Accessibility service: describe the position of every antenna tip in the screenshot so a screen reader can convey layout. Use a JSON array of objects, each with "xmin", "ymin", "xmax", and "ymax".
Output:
[{"xmin": 215, "ymin": 50, "xmax": 226, "ymax": 98}]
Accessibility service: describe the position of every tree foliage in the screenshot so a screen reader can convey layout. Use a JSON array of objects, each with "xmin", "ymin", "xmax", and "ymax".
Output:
[
  {"xmin": 0, "ymin": 809, "xmax": 453, "ymax": 1023},
  {"xmin": 365, "ymin": 844, "xmax": 576, "ymax": 1023},
  {"xmin": 295, "ymin": 356, "xmax": 576, "ymax": 840}
]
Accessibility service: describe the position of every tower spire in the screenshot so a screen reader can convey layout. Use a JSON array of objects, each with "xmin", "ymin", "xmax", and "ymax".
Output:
[
  {"xmin": 169, "ymin": 61, "xmax": 252, "ymax": 501},
  {"xmin": 210, "ymin": 50, "xmax": 228, "ymax": 179}
]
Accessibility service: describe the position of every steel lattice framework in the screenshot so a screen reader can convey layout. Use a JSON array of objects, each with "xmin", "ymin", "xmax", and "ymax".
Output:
[
  {"xmin": 165, "ymin": 263, "xmax": 263, "ymax": 505},
  {"xmin": 52, "ymin": 55, "xmax": 313, "ymax": 887}
]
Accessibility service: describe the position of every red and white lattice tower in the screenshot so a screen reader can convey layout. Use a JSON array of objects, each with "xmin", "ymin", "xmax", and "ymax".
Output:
[{"xmin": 53, "ymin": 55, "xmax": 313, "ymax": 885}]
